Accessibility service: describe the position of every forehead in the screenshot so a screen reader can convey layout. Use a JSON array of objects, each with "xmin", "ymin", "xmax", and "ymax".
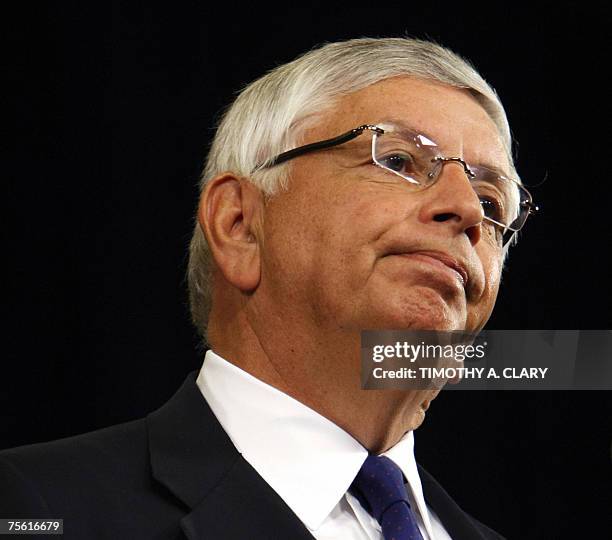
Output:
[{"xmin": 310, "ymin": 76, "xmax": 509, "ymax": 170}]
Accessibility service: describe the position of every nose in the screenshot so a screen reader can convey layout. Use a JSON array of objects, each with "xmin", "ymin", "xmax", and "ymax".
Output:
[{"xmin": 418, "ymin": 159, "xmax": 484, "ymax": 246}]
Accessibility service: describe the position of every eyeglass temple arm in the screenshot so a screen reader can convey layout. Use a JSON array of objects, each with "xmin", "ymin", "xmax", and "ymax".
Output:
[
  {"xmin": 522, "ymin": 200, "xmax": 540, "ymax": 215},
  {"xmin": 257, "ymin": 125, "xmax": 384, "ymax": 170}
]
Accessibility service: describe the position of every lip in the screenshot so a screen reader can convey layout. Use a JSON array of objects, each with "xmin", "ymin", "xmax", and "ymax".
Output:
[{"xmin": 394, "ymin": 250, "xmax": 469, "ymax": 288}]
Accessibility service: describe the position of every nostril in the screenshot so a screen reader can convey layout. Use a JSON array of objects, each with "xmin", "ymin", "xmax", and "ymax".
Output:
[{"xmin": 433, "ymin": 213, "xmax": 456, "ymax": 222}]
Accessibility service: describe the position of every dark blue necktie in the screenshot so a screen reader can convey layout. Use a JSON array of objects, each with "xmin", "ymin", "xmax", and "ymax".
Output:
[{"xmin": 349, "ymin": 455, "xmax": 425, "ymax": 540}]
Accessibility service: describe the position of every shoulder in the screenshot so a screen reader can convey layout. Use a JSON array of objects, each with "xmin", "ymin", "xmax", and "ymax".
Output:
[
  {"xmin": 0, "ymin": 419, "xmax": 178, "ymax": 530},
  {"xmin": 0, "ymin": 418, "xmax": 148, "ymax": 493},
  {"xmin": 0, "ymin": 375, "xmax": 207, "ymax": 539}
]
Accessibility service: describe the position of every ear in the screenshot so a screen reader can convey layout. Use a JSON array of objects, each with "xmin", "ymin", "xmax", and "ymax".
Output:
[{"xmin": 197, "ymin": 173, "xmax": 263, "ymax": 292}]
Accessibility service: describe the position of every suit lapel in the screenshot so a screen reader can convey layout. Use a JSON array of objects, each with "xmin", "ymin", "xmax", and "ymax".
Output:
[
  {"xmin": 147, "ymin": 371, "xmax": 314, "ymax": 540},
  {"xmin": 418, "ymin": 464, "xmax": 498, "ymax": 540},
  {"xmin": 181, "ymin": 456, "xmax": 314, "ymax": 540}
]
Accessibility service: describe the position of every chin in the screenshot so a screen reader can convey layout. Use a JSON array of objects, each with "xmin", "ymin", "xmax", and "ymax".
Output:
[
  {"xmin": 406, "ymin": 406, "xmax": 427, "ymax": 432},
  {"xmin": 378, "ymin": 306, "xmax": 463, "ymax": 332},
  {"xmin": 380, "ymin": 286, "xmax": 466, "ymax": 331}
]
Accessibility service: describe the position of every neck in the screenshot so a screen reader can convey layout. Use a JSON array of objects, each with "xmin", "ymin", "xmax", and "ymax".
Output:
[{"xmin": 208, "ymin": 303, "xmax": 429, "ymax": 454}]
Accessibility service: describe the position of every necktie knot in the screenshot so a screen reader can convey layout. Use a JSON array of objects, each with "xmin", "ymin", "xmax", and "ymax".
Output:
[{"xmin": 350, "ymin": 455, "xmax": 424, "ymax": 540}]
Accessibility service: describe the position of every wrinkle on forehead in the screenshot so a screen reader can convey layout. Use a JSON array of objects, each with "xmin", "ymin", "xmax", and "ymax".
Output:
[{"xmin": 304, "ymin": 76, "xmax": 512, "ymax": 176}]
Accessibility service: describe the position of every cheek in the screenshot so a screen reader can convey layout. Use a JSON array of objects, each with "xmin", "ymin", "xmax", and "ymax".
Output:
[
  {"xmin": 323, "ymin": 193, "xmax": 413, "ymax": 279},
  {"xmin": 483, "ymin": 263, "xmax": 502, "ymax": 308},
  {"xmin": 262, "ymin": 171, "xmax": 417, "ymax": 304},
  {"xmin": 468, "ymin": 249, "xmax": 503, "ymax": 330},
  {"xmin": 261, "ymin": 187, "xmax": 366, "ymax": 291}
]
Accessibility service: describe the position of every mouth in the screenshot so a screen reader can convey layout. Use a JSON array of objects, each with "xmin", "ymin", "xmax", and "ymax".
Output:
[{"xmin": 392, "ymin": 250, "xmax": 469, "ymax": 289}]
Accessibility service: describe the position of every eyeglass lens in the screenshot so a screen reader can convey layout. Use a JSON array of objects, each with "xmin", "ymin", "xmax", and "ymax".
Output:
[{"xmin": 372, "ymin": 130, "xmax": 531, "ymax": 234}]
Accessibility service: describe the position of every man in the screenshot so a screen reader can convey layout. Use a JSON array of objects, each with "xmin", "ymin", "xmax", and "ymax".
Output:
[{"xmin": 0, "ymin": 37, "xmax": 535, "ymax": 539}]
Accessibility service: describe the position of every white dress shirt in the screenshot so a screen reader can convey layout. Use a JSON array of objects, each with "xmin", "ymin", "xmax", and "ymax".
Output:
[{"xmin": 196, "ymin": 349, "xmax": 452, "ymax": 540}]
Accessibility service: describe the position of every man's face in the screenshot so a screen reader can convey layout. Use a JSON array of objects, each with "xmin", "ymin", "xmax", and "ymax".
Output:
[{"xmin": 258, "ymin": 77, "xmax": 506, "ymax": 334}]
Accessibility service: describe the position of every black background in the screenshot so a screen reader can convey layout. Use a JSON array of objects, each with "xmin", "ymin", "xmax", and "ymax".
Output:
[{"xmin": 5, "ymin": 3, "xmax": 612, "ymax": 538}]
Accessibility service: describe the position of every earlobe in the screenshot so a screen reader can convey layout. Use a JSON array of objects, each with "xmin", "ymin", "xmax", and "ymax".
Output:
[{"xmin": 197, "ymin": 173, "xmax": 262, "ymax": 292}]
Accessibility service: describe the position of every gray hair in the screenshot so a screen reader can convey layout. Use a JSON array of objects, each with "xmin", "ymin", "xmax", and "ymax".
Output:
[{"xmin": 187, "ymin": 37, "xmax": 518, "ymax": 337}]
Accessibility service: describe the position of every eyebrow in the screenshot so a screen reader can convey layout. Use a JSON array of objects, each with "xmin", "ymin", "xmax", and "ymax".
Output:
[
  {"xmin": 380, "ymin": 117, "xmax": 438, "ymax": 145},
  {"xmin": 379, "ymin": 117, "xmax": 513, "ymax": 179}
]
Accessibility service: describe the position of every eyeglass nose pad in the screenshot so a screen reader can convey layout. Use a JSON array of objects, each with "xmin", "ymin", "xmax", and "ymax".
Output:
[{"xmin": 427, "ymin": 158, "xmax": 445, "ymax": 186}]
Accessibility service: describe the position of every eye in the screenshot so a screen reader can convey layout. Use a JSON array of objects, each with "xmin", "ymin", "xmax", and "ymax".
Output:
[
  {"xmin": 377, "ymin": 153, "xmax": 417, "ymax": 175},
  {"xmin": 479, "ymin": 196, "xmax": 504, "ymax": 223}
]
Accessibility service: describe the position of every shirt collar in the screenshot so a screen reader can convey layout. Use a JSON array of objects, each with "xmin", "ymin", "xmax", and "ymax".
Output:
[{"xmin": 196, "ymin": 349, "xmax": 430, "ymax": 532}]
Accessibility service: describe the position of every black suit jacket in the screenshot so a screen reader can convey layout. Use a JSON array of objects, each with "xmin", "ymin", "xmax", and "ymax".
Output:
[{"xmin": 0, "ymin": 371, "xmax": 505, "ymax": 539}]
